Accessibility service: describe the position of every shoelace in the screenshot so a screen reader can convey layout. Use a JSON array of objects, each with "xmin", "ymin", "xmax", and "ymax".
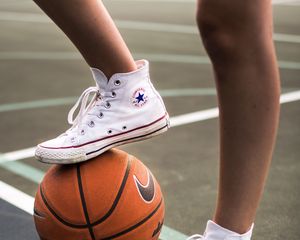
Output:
[
  {"xmin": 67, "ymin": 86, "xmax": 99, "ymax": 127},
  {"xmin": 67, "ymin": 86, "xmax": 114, "ymax": 131},
  {"xmin": 186, "ymin": 234, "xmax": 203, "ymax": 240}
]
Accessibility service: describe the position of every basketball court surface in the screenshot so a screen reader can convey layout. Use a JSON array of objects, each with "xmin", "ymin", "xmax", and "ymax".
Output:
[{"xmin": 0, "ymin": 0, "xmax": 299, "ymax": 239}]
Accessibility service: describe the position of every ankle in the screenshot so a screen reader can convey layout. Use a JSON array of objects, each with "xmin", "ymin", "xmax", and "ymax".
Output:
[{"xmin": 98, "ymin": 62, "xmax": 138, "ymax": 79}]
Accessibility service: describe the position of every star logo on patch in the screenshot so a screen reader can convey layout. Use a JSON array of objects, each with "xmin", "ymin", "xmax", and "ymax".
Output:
[
  {"xmin": 135, "ymin": 93, "xmax": 145, "ymax": 103},
  {"xmin": 132, "ymin": 88, "xmax": 148, "ymax": 107}
]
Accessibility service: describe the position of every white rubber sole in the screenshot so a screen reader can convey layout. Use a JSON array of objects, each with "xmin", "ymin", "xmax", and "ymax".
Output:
[{"xmin": 35, "ymin": 114, "xmax": 170, "ymax": 164}]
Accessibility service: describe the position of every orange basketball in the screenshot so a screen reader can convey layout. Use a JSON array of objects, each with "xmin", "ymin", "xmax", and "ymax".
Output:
[{"xmin": 34, "ymin": 149, "xmax": 165, "ymax": 240}]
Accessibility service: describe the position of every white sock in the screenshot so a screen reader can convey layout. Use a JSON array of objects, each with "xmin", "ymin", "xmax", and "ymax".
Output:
[{"xmin": 203, "ymin": 220, "xmax": 254, "ymax": 240}]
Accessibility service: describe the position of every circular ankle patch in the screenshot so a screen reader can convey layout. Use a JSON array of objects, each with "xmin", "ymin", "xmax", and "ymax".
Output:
[{"xmin": 131, "ymin": 88, "xmax": 148, "ymax": 107}]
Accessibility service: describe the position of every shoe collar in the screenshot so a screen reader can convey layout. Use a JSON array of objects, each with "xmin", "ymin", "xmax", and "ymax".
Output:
[{"xmin": 90, "ymin": 59, "xmax": 149, "ymax": 91}]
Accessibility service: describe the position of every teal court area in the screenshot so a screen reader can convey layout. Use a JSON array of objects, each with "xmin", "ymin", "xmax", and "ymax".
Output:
[{"xmin": 0, "ymin": 0, "xmax": 300, "ymax": 239}]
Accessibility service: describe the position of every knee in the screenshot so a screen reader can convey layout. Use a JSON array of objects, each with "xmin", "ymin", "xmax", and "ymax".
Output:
[
  {"xmin": 196, "ymin": 10, "xmax": 235, "ymax": 60},
  {"xmin": 195, "ymin": 1, "xmax": 255, "ymax": 61}
]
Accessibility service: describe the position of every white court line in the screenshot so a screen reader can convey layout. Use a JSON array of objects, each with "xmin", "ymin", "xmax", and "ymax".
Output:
[
  {"xmin": 280, "ymin": 90, "xmax": 300, "ymax": 103},
  {"xmin": 0, "ymin": 11, "xmax": 300, "ymax": 44},
  {"xmin": 272, "ymin": 0, "xmax": 300, "ymax": 4},
  {"xmin": 0, "ymin": 147, "xmax": 36, "ymax": 164},
  {"xmin": 171, "ymin": 108, "xmax": 218, "ymax": 127},
  {"xmin": 0, "ymin": 181, "xmax": 34, "ymax": 215},
  {"xmin": 0, "ymin": 11, "xmax": 50, "ymax": 23}
]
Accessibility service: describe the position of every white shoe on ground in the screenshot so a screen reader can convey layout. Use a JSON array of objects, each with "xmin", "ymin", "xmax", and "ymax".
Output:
[
  {"xmin": 35, "ymin": 60, "xmax": 169, "ymax": 164},
  {"xmin": 187, "ymin": 220, "xmax": 254, "ymax": 240}
]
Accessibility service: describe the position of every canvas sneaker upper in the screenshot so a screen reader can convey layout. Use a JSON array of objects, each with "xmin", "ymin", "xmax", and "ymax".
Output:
[{"xmin": 36, "ymin": 60, "xmax": 169, "ymax": 163}]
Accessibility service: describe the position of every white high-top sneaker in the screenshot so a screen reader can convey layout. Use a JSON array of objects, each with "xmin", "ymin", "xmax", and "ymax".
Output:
[
  {"xmin": 187, "ymin": 221, "xmax": 254, "ymax": 240},
  {"xmin": 35, "ymin": 60, "xmax": 169, "ymax": 164}
]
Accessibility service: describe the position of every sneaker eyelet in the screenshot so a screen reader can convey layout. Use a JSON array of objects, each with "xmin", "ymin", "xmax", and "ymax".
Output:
[
  {"xmin": 88, "ymin": 121, "xmax": 95, "ymax": 128},
  {"xmin": 98, "ymin": 112, "xmax": 104, "ymax": 118},
  {"xmin": 96, "ymin": 91, "xmax": 101, "ymax": 99},
  {"xmin": 111, "ymin": 91, "xmax": 116, "ymax": 98},
  {"xmin": 105, "ymin": 101, "xmax": 111, "ymax": 109},
  {"xmin": 122, "ymin": 126, "xmax": 127, "ymax": 130},
  {"xmin": 114, "ymin": 80, "xmax": 121, "ymax": 86},
  {"xmin": 107, "ymin": 129, "xmax": 113, "ymax": 134},
  {"xmin": 81, "ymin": 129, "xmax": 85, "ymax": 135}
]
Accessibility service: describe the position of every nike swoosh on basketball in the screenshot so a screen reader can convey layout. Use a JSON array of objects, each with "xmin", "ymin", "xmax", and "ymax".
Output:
[{"xmin": 133, "ymin": 169, "xmax": 155, "ymax": 203}]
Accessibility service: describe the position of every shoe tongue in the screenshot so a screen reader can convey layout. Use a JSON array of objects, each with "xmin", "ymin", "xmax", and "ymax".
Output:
[{"xmin": 90, "ymin": 67, "xmax": 108, "ymax": 90}]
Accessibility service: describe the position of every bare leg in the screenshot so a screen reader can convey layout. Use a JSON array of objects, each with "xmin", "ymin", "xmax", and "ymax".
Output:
[
  {"xmin": 33, "ymin": 0, "xmax": 136, "ymax": 78},
  {"xmin": 196, "ymin": 0, "xmax": 280, "ymax": 234}
]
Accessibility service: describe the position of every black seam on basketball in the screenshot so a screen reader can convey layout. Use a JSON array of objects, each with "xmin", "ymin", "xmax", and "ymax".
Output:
[
  {"xmin": 38, "ymin": 157, "xmax": 132, "ymax": 230},
  {"xmin": 39, "ymin": 185, "xmax": 88, "ymax": 229},
  {"xmin": 100, "ymin": 198, "xmax": 163, "ymax": 240},
  {"xmin": 86, "ymin": 124, "xmax": 168, "ymax": 156},
  {"xmin": 34, "ymin": 208, "xmax": 46, "ymax": 218},
  {"xmin": 77, "ymin": 164, "xmax": 96, "ymax": 240},
  {"xmin": 90, "ymin": 157, "xmax": 132, "ymax": 226}
]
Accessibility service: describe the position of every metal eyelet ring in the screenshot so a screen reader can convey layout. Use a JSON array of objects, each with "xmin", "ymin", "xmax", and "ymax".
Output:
[
  {"xmin": 88, "ymin": 121, "xmax": 95, "ymax": 128},
  {"xmin": 122, "ymin": 126, "xmax": 127, "ymax": 130},
  {"xmin": 114, "ymin": 80, "xmax": 121, "ymax": 86},
  {"xmin": 96, "ymin": 91, "xmax": 101, "ymax": 99},
  {"xmin": 107, "ymin": 129, "xmax": 112, "ymax": 134},
  {"xmin": 105, "ymin": 102, "xmax": 111, "ymax": 108},
  {"xmin": 111, "ymin": 91, "xmax": 116, "ymax": 98},
  {"xmin": 98, "ymin": 112, "xmax": 104, "ymax": 118},
  {"xmin": 81, "ymin": 129, "xmax": 85, "ymax": 135}
]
